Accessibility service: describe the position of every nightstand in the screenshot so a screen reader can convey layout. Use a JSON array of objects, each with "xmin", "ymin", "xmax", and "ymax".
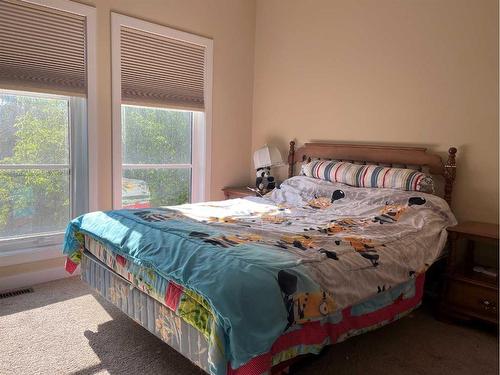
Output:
[
  {"xmin": 440, "ymin": 222, "xmax": 499, "ymax": 325},
  {"xmin": 222, "ymin": 186, "xmax": 255, "ymax": 200}
]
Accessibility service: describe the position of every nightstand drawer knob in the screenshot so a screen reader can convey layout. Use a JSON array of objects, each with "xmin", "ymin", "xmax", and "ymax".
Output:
[{"xmin": 479, "ymin": 299, "xmax": 496, "ymax": 311}]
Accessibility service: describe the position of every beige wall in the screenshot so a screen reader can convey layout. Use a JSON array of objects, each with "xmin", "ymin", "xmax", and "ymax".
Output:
[{"xmin": 252, "ymin": 0, "xmax": 499, "ymax": 223}]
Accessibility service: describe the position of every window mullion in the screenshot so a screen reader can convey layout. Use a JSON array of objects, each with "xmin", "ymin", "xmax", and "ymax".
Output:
[{"xmin": 69, "ymin": 96, "xmax": 88, "ymax": 217}]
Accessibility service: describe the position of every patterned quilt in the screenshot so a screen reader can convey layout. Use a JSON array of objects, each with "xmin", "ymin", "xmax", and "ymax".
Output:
[{"xmin": 63, "ymin": 176, "xmax": 456, "ymax": 374}]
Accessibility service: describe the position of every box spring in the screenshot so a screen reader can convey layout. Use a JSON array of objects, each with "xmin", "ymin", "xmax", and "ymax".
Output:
[{"xmin": 81, "ymin": 250, "xmax": 212, "ymax": 373}]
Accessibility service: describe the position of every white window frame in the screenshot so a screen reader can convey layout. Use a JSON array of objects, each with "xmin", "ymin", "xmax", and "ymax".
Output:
[
  {"xmin": 0, "ymin": 89, "xmax": 82, "ymax": 251},
  {"xmin": 111, "ymin": 13, "xmax": 213, "ymax": 208},
  {"xmin": 0, "ymin": 0, "xmax": 97, "ymax": 263}
]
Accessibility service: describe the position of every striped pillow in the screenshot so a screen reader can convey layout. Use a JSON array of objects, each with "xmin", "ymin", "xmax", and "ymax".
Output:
[
  {"xmin": 302, "ymin": 160, "xmax": 434, "ymax": 193},
  {"xmin": 300, "ymin": 158, "xmax": 338, "ymax": 175}
]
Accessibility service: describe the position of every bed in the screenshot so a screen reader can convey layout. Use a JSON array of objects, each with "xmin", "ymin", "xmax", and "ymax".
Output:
[{"xmin": 63, "ymin": 141, "xmax": 458, "ymax": 375}]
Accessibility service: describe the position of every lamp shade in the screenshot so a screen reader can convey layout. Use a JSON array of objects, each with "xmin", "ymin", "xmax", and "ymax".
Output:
[{"xmin": 253, "ymin": 145, "xmax": 283, "ymax": 169}]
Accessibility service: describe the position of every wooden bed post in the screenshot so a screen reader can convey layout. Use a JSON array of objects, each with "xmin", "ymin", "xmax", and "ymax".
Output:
[
  {"xmin": 443, "ymin": 147, "xmax": 457, "ymax": 207},
  {"xmin": 288, "ymin": 140, "xmax": 295, "ymax": 178}
]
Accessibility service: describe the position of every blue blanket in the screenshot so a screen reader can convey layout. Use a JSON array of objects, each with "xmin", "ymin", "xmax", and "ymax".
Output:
[{"xmin": 63, "ymin": 209, "xmax": 318, "ymax": 368}]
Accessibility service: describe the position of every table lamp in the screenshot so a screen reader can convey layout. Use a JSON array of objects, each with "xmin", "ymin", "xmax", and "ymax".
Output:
[{"xmin": 253, "ymin": 145, "xmax": 283, "ymax": 195}]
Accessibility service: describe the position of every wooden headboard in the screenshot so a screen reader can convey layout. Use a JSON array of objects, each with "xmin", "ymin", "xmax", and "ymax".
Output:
[{"xmin": 287, "ymin": 141, "xmax": 457, "ymax": 206}]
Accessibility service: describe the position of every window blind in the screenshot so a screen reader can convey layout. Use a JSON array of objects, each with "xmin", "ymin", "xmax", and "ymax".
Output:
[
  {"xmin": 120, "ymin": 26, "xmax": 206, "ymax": 111},
  {"xmin": 0, "ymin": 0, "xmax": 86, "ymax": 96}
]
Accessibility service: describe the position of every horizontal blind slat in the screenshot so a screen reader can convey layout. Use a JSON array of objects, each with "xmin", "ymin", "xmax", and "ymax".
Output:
[
  {"xmin": 121, "ymin": 61, "xmax": 204, "ymax": 85},
  {"xmin": 121, "ymin": 74, "xmax": 204, "ymax": 93},
  {"xmin": 0, "ymin": 38, "xmax": 85, "ymax": 58},
  {"xmin": 0, "ymin": 11, "xmax": 85, "ymax": 33},
  {"xmin": 121, "ymin": 33, "xmax": 205, "ymax": 59},
  {"xmin": 0, "ymin": 20, "xmax": 85, "ymax": 43},
  {"xmin": 0, "ymin": 0, "xmax": 87, "ymax": 95},
  {"xmin": 2, "ymin": 0, "xmax": 85, "ymax": 21},
  {"xmin": 121, "ymin": 45, "xmax": 205, "ymax": 70},
  {"xmin": 120, "ymin": 26, "xmax": 205, "ymax": 109},
  {"xmin": 121, "ymin": 27, "xmax": 205, "ymax": 53},
  {"xmin": 122, "ymin": 87, "xmax": 204, "ymax": 102},
  {"xmin": 121, "ymin": 97, "xmax": 204, "ymax": 112},
  {"xmin": 122, "ymin": 80, "xmax": 203, "ymax": 97},
  {"xmin": 0, "ymin": 60, "xmax": 85, "ymax": 77},
  {"xmin": 122, "ymin": 85, "xmax": 203, "ymax": 100},
  {"xmin": 0, "ymin": 53, "xmax": 84, "ymax": 73},
  {"xmin": 121, "ymin": 52, "xmax": 204, "ymax": 77},
  {"xmin": 0, "ymin": 75, "xmax": 85, "ymax": 92}
]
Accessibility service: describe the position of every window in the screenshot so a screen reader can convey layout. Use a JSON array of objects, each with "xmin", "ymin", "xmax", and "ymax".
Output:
[
  {"xmin": 0, "ymin": 0, "xmax": 96, "ymax": 253},
  {"xmin": 121, "ymin": 105, "xmax": 194, "ymax": 207},
  {"xmin": 112, "ymin": 13, "xmax": 212, "ymax": 208},
  {"xmin": 0, "ymin": 90, "xmax": 87, "ymax": 244}
]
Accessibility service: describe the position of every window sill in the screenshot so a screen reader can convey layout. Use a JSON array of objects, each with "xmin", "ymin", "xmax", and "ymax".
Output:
[
  {"xmin": 0, "ymin": 231, "xmax": 63, "ymax": 250},
  {"xmin": 0, "ymin": 242, "xmax": 64, "ymax": 267}
]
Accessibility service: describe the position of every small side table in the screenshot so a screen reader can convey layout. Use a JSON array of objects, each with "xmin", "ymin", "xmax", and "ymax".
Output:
[
  {"xmin": 440, "ymin": 221, "xmax": 499, "ymax": 325},
  {"xmin": 222, "ymin": 186, "xmax": 255, "ymax": 200}
]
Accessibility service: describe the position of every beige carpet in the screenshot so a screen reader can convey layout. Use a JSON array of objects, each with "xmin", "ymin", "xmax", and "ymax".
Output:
[{"xmin": 0, "ymin": 277, "xmax": 497, "ymax": 375}]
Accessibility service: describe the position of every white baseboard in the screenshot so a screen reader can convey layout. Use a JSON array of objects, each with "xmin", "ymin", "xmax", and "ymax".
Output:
[{"xmin": 0, "ymin": 266, "xmax": 80, "ymax": 292}]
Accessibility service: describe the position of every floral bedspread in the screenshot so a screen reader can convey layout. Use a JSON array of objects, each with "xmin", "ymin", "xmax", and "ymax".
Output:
[{"xmin": 63, "ymin": 176, "xmax": 456, "ymax": 373}]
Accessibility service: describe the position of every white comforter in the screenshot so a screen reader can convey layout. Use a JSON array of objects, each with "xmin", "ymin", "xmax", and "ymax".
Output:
[{"xmin": 170, "ymin": 175, "xmax": 456, "ymax": 309}]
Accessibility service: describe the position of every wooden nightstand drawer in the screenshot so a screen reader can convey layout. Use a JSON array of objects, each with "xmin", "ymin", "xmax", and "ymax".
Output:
[
  {"xmin": 446, "ymin": 278, "xmax": 498, "ymax": 322},
  {"xmin": 440, "ymin": 221, "xmax": 499, "ymax": 325},
  {"xmin": 222, "ymin": 187, "xmax": 255, "ymax": 200}
]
